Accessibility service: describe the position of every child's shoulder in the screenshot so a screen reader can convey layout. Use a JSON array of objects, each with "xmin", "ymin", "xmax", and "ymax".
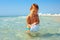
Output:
[{"xmin": 26, "ymin": 15, "xmax": 30, "ymax": 19}]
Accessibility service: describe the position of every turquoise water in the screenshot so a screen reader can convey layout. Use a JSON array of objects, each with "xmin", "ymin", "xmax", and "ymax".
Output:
[{"xmin": 0, "ymin": 16, "xmax": 60, "ymax": 40}]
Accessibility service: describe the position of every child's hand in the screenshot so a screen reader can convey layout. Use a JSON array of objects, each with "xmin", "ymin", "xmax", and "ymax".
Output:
[
  {"xmin": 33, "ymin": 22, "xmax": 37, "ymax": 25},
  {"xmin": 32, "ymin": 23, "xmax": 36, "ymax": 26},
  {"xmin": 33, "ymin": 23, "xmax": 36, "ymax": 25}
]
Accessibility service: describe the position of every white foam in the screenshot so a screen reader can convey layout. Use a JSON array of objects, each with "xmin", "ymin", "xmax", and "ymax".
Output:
[
  {"xmin": 16, "ymin": 22, "xmax": 20, "ymax": 23},
  {"xmin": 39, "ymin": 13, "xmax": 60, "ymax": 16},
  {"xmin": 18, "ymin": 16, "xmax": 26, "ymax": 18},
  {"xmin": 4, "ymin": 19, "xmax": 8, "ymax": 21}
]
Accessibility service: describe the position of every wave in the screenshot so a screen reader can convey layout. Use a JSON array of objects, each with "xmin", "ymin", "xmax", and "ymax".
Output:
[{"xmin": 39, "ymin": 13, "xmax": 60, "ymax": 16}]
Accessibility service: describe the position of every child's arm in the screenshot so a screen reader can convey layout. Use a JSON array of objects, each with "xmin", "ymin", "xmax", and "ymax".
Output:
[
  {"xmin": 34, "ymin": 16, "xmax": 40, "ymax": 25},
  {"xmin": 26, "ymin": 16, "xmax": 31, "ymax": 28},
  {"xmin": 26, "ymin": 16, "xmax": 31, "ymax": 33}
]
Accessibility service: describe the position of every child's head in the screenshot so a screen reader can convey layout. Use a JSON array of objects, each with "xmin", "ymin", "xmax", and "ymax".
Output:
[{"xmin": 30, "ymin": 4, "xmax": 39, "ymax": 14}]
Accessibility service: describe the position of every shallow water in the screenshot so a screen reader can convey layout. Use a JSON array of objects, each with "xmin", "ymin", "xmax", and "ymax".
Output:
[{"xmin": 0, "ymin": 16, "xmax": 60, "ymax": 40}]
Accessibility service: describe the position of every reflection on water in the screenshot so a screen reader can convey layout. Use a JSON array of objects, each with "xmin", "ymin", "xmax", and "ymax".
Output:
[{"xmin": 0, "ymin": 16, "xmax": 60, "ymax": 40}]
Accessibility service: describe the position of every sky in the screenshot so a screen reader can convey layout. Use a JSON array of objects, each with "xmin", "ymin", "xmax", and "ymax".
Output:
[{"xmin": 0, "ymin": 0, "xmax": 60, "ymax": 16}]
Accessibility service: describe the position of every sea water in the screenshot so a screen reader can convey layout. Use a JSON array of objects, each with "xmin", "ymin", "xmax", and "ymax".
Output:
[{"xmin": 0, "ymin": 16, "xmax": 60, "ymax": 40}]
